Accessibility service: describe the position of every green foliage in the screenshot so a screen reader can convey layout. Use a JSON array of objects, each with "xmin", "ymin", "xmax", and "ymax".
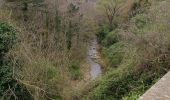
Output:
[
  {"xmin": 34, "ymin": 58, "xmax": 60, "ymax": 99},
  {"xmin": 0, "ymin": 65, "xmax": 13, "ymax": 95},
  {"xmin": 69, "ymin": 60, "xmax": 81, "ymax": 80},
  {"xmin": 103, "ymin": 42, "xmax": 124, "ymax": 67},
  {"xmin": 84, "ymin": 54, "xmax": 169, "ymax": 100},
  {"xmin": 97, "ymin": 24, "xmax": 124, "ymax": 69},
  {"xmin": 0, "ymin": 22, "xmax": 17, "ymax": 97},
  {"xmin": 97, "ymin": 24, "xmax": 111, "ymax": 43},
  {"xmin": 0, "ymin": 21, "xmax": 32, "ymax": 99},
  {"xmin": 102, "ymin": 30, "xmax": 119, "ymax": 47},
  {"xmin": 134, "ymin": 14, "xmax": 149, "ymax": 29},
  {"xmin": 131, "ymin": 14, "xmax": 151, "ymax": 34},
  {"xmin": 47, "ymin": 66, "xmax": 58, "ymax": 80},
  {"xmin": 0, "ymin": 22, "xmax": 16, "ymax": 55}
]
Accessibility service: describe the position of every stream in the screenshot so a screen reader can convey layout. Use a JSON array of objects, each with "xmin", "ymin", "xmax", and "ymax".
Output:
[{"xmin": 87, "ymin": 37, "xmax": 102, "ymax": 80}]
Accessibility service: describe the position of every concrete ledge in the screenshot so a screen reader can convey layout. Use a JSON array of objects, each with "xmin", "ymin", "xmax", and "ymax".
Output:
[{"xmin": 139, "ymin": 71, "xmax": 170, "ymax": 100}]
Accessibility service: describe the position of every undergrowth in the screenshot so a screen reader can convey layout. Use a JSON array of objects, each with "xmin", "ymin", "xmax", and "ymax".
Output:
[{"xmin": 81, "ymin": 0, "xmax": 170, "ymax": 99}]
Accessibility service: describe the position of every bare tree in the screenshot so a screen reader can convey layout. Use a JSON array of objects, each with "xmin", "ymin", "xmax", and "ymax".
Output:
[{"xmin": 98, "ymin": 0, "xmax": 123, "ymax": 29}]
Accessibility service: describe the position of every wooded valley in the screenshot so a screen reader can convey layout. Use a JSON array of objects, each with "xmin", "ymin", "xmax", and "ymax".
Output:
[{"xmin": 0, "ymin": 0, "xmax": 170, "ymax": 100}]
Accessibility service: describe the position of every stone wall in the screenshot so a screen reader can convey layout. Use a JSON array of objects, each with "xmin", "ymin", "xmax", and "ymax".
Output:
[{"xmin": 139, "ymin": 72, "xmax": 170, "ymax": 100}]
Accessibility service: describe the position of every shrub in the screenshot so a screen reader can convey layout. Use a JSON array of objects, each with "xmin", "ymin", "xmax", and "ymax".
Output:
[
  {"xmin": 97, "ymin": 24, "xmax": 111, "ymax": 43},
  {"xmin": 0, "ymin": 22, "xmax": 16, "ymax": 56},
  {"xmin": 69, "ymin": 60, "xmax": 81, "ymax": 80},
  {"xmin": 130, "ymin": 13, "xmax": 152, "ymax": 35},
  {"xmin": 102, "ymin": 30, "xmax": 119, "ymax": 47},
  {"xmin": 134, "ymin": 14, "xmax": 149, "ymax": 29},
  {"xmin": 0, "ymin": 21, "xmax": 32, "ymax": 99},
  {"xmin": 103, "ymin": 42, "xmax": 124, "ymax": 67},
  {"xmin": 0, "ymin": 21, "xmax": 16, "ymax": 96}
]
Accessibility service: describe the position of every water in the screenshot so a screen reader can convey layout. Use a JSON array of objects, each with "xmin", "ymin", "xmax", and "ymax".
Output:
[{"xmin": 87, "ymin": 37, "xmax": 102, "ymax": 80}]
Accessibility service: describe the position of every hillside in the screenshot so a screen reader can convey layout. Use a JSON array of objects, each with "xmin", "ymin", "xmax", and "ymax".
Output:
[{"xmin": 0, "ymin": 0, "xmax": 170, "ymax": 100}]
